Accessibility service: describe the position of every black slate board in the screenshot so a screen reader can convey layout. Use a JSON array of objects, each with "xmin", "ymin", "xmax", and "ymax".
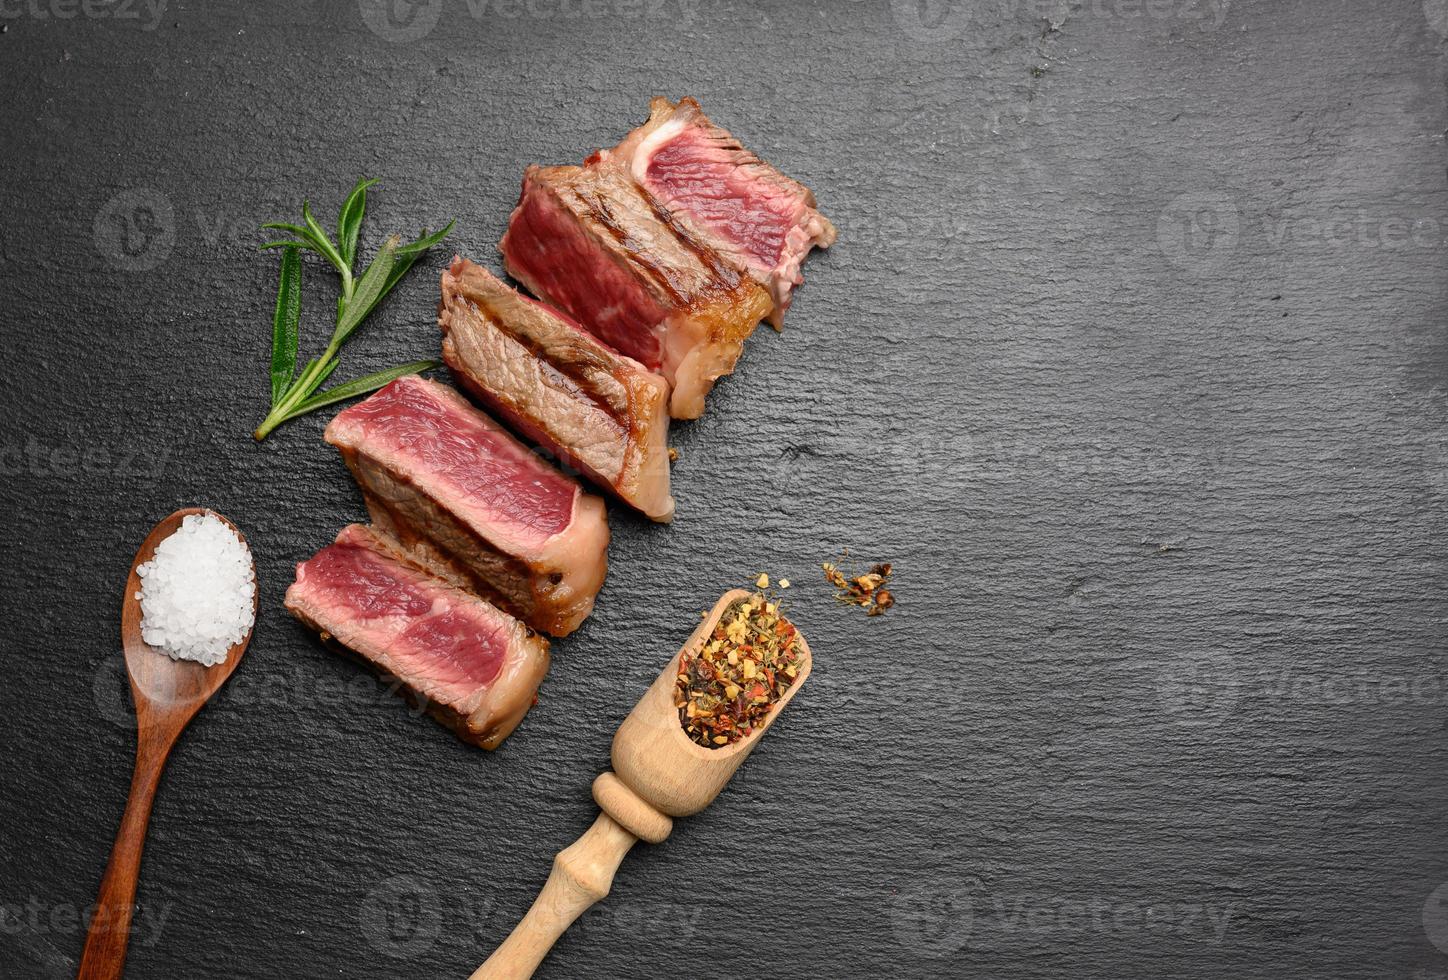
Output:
[{"xmin": 3, "ymin": 1, "xmax": 1447, "ymax": 977}]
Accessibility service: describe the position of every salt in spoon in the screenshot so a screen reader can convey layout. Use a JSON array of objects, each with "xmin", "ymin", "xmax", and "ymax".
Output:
[{"xmin": 77, "ymin": 507, "xmax": 256, "ymax": 980}]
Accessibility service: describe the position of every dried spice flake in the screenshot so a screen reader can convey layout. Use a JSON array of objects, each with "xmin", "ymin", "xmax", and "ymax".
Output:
[
  {"xmin": 675, "ymin": 591, "xmax": 803, "ymax": 749},
  {"xmin": 823, "ymin": 559, "xmax": 896, "ymax": 617}
]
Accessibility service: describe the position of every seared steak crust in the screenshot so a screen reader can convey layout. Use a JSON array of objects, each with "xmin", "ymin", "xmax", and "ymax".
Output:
[
  {"xmin": 439, "ymin": 256, "xmax": 674, "ymax": 522},
  {"xmin": 501, "ymin": 164, "xmax": 773, "ymax": 419},
  {"xmin": 325, "ymin": 377, "xmax": 610, "ymax": 637}
]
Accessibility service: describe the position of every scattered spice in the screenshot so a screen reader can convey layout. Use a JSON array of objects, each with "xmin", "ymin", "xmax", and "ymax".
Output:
[
  {"xmin": 823, "ymin": 559, "xmax": 896, "ymax": 617},
  {"xmin": 675, "ymin": 592, "xmax": 803, "ymax": 748},
  {"xmin": 668, "ymin": 446, "xmax": 680, "ymax": 462},
  {"xmin": 779, "ymin": 578, "xmax": 790, "ymax": 589},
  {"xmin": 756, "ymin": 572, "xmax": 770, "ymax": 588}
]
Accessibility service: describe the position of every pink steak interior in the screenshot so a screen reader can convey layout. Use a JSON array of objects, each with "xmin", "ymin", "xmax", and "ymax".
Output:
[
  {"xmin": 643, "ymin": 125, "xmax": 809, "ymax": 273},
  {"xmin": 340, "ymin": 377, "xmax": 576, "ymax": 543},
  {"xmin": 502, "ymin": 175, "xmax": 667, "ymax": 368},
  {"xmin": 298, "ymin": 535, "xmax": 509, "ymax": 694}
]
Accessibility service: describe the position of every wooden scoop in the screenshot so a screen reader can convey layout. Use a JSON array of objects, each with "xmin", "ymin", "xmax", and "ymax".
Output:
[
  {"xmin": 77, "ymin": 508, "xmax": 256, "ymax": 980},
  {"xmin": 471, "ymin": 588, "xmax": 812, "ymax": 980}
]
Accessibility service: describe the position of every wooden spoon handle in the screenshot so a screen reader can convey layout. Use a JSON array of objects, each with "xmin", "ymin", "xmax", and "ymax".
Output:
[
  {"xmin": 470, "ymin": 812, "xmax": 638, "ymax": 980},
  {"xmin": 77, "ymin": 737, "xmax": 172, "ymax": 980}
]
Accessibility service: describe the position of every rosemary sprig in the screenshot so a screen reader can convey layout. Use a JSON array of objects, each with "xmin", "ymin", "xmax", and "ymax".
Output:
[{"xmin": 252, "ymin": 178, "xmax": 455, "ymax": 440}]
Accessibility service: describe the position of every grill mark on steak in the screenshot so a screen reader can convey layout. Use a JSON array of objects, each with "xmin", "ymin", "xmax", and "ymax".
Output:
[
  {"xmin": 500, "ymin": 129, "xmax": 778, "ymax": 417},
  {"xmin": 571, "ymin": 181, "xmax": 693, "ymax": 309},
  {"xmin": 640, "ymin": 186, "xmax": 752, "ymax": 299},
  {"xmin": 611, "ymin": 96, "xmax": 836, "ymax": 324},
  {"xmin": 439, "ymin": 257, "xmax": 675, "ymax": 521},
  {"xmin": 502, "ymin": 169, "xmax": 669, "ymax": 370},
  {"xmin": 452, "ymin": 292, "xmax": 629, "ymax": 420}
]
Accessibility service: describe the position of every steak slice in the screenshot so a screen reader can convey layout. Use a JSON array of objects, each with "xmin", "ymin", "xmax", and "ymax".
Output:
[
  {"xmin": 500, "ymin": 163, "xmax": 773, "ymax": 419},
  {"xmin": 324, "ymin": 376, "xmax": 609, "ymax": 637},
  {"xmin": 285, "ymin": 524, "xmax": 550, "ymax": 749},
  {"xmin": 606, "ymin": 97, "xmax": 837, "ymax": 325},
  {"xmin": 439, "ymin": 256, "xmax": 675, "ymax": 523}
]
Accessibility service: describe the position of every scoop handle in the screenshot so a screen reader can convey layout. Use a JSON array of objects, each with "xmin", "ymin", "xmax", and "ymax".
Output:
[
  {"xmin": 77, "ymin": 726, "xmax": 176, "ymax": 980},
  {"xmin": 470, "ymin": 812, "xmax": 637, "ymax": 980}
]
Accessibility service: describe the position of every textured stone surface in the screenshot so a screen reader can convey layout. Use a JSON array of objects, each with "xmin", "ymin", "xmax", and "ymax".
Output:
[{"xmin": 2, "ymin": 0, "xmax": 1447, "ymax": 977}]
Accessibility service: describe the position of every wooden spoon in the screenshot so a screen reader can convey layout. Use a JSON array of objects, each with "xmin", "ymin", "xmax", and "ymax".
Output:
[
  {"xmin": 471, "ymin": 588, "xmax": 812, "ymax": 980},
  {"xmin": 77, "ymin": 508, "xmax": 256, "ymax": 980}
]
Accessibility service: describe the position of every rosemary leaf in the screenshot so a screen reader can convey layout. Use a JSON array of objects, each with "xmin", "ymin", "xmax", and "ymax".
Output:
[
  {"xmin": 381, "ymin": 221, "xmax": 458, "ymax": 296},
  {"xmin": 260, "ymin": 222, "xmax": 328, "ymax": 257},
  {"xmin": 253, "ymin": 180, "xmax": 453, "ymax": 440},
  {"xmin": 260, "ymin": 221, "xmax": 311, "ymax": 238},
  {"xmin": 268, "ymin": 245, "xmax": 302, "ymax": 407},
  {"xmin": 382, "ymin": 247, "xmax": 423, "ymax": 299},
  {"xmin": 313, "ymin": 358, "xmax": 340, "ymax": 392},
  {"xmin": 288, "ymin": 360, "xmax": 439, "ymax": 416},
  {"xmin": 337, "ymin": 178, "xmax": 376, "ymax": 269},
  {"xmin": 334, "ymin": 236, "xmax": 398, "ymax": 344},
  {"xmin": 300, "ymin": 201, "xmax": 349, "ymax": 279},
  {"xmin": 396, "ymin": 220, "xmax": 457, "ymax": 256}
]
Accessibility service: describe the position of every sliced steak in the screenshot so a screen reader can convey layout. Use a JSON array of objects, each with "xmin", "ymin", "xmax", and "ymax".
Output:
[
  {"xmin": 439, "ymin": 256, "xmax": 675, "ymax": 523},
  {"xmin": 605, "ymin": 97, "xmax": 837, "ymax": 324},
  {"xmin": 285, "ymin": 524, "xmax": 550, "ymax": 749},
  {"xmin": 324, "ymin": 376, "xmax": 609, "ymax": 637},
  {"xmin": 500, "ymin": 163, "xmax": 773, "ymax": 419}
]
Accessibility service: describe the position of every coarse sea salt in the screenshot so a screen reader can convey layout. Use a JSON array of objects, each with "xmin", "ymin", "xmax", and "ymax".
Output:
[{"xmin": 135, "ymin": 513, "xmax": 256, "ymax": 667}]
